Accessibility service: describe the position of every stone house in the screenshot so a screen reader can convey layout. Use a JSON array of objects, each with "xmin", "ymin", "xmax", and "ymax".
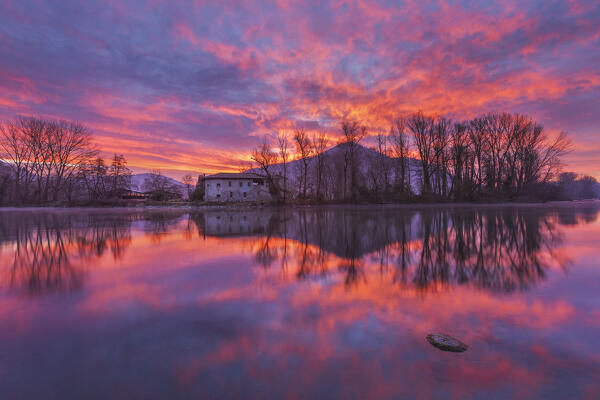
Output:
[
  {"xmin": 202, "ymin": 172, "xmax": 275, "ymax": 202},
  {"xmin": 198, "ymin": 211, "xmax": 272, "ymax": 236}
]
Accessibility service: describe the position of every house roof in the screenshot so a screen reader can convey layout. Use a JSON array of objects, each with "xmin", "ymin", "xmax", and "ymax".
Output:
[{"xmin": 203, "ymin": 172, "xmax": 267, "ymax": 180}]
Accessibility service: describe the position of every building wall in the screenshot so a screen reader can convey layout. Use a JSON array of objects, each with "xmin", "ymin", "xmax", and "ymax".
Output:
[
  {"xmin": 201, "ymin": 212, "xmax": 273, "ymax": 236},
  {"xmin": 204, "ymin": 179, "xmax": 272, "ymax": 202}
]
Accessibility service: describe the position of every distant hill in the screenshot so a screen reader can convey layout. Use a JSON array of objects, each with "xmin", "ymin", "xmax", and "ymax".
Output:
[
  {"xmin": 246, "ymin": 142, "xmax": 423, "ymax": 197},
  {"xmin": 0, "ymin": 166, "xmax": 189, "ymax": 194},
  {"xmin": 129, "ymin": 173, "xmax": 188, "ymax": 198}
]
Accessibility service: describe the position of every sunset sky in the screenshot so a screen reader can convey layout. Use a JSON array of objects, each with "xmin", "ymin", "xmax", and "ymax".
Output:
[{"xmin": 1, "ymin": 0, "xmax": 599, "ymax": 180}]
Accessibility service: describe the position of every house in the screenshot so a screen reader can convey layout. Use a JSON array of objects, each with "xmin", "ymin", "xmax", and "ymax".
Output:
[{"xmin": 202, "ymin": 172, "xmax": 276, "ymax": 202}]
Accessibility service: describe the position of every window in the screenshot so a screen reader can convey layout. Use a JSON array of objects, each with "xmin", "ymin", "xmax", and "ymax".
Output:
[
  {"xmin": 217, "ymin": 183, "xmax": 221, "ymax": 188},
  {"xmin": 230, "ymin": 192, "xmax": 233, "ymax": 198},
  {"xmin": 247, "ymin": 182, "xmax": 251, "ymax": 187},
  {"xmin": 228, "ymin": 181, "xmax": 231, "ymax": 187},
  {"xmin": 216, "ymin": 194, "xmax": 221, "ymax": 198},
  {"xmin": 206, "ymin": 183, "xmax": 210, "ymax": 188},
  {"xmin": 239, "ymin": 182, "xmax": 243, "ymax": 187},
  {"xmin": 243, "ymin": 192, "xmax": 247, "ymax": 198}
]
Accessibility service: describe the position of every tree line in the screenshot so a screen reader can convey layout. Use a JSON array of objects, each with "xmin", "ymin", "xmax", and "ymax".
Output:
[
  {"xmin": 251, "ymin": 111, "xmax": 584, "ymax": 203},
  {"xmin": 0, "ymin": 116, "xmax": 198, "ymax": 205},
  {"xmin": 0, "ymin": 116, "xmax": 134, "ymax": 204},
  {"xmin": 0, "ymin": 112, "xmax": 593, "ymax": 205}
]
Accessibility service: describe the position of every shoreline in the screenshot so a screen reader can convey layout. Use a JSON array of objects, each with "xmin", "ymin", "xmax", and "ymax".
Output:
[{"xmin": 0, "ymin": 199, "xmax": 598, "ymax": 212}]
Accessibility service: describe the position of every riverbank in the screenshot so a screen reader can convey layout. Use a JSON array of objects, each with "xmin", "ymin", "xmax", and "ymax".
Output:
[{"xmin": 1, "ymin": 199, "xmax": 598, "ymax": 213}]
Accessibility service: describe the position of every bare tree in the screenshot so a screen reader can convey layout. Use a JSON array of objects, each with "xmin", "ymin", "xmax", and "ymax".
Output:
[
  {"xmin": 406, "ymin": 112, "xmax": 435, "ymax": 196},
  {"xmin": 449, "ymin": 122, "xmax": 470, "ymax": 200},
  {"xmin": 372, "ymin": 133, "xmax": 390, "ymax": 199},
  {"xmin": 468, "ymin": 117, "xmax": 486, "ymax": 194},
  {"xmin": 79, "ymin": 157, "xmax": 108, "ymax": 200},
  {"xmin": 390, "ymin": 118, "xmax": 411, "ymax": 196},
  {"xmin": 108, "ymin": 154, "xmax": 132, "ymax": 197},
  {"xmin": 50, "ymin": 120, "xmax": 98, "ymax": 201},
  {"xmin": 341, "ymin": 121, "xmax": 367, "ymax": 202},
  {"xmin": 432, "ymin": 117, "xmax": 451, "ymax": 197},
  {"xmin": 465, "ymin": 113, "xmax": 570, "ymax": 197},
  {"xmin": 0, "ymin": 119, "xmax": 30, "ymax": 202},
  {"xmin": 482, "ymin": 112, "xmax": 511, "ymax": 192},
  {"xmin": 22, "ymin": 117, "xmax": 52, "ymax": 202},
  {"xmin": 0, "ymin": 117, "xmax": 97, "ymax": 204},
  {"xmin": 311, "ymin": 132, "xmax": 328, "ymax": 201},
  {"xmin": 182, "ymin": 174, "xmax": 194, "ymax": 198},
  {"xmin": 277, "ymin": 132, "xmax": 290, "ymax": 203},
  {"xmin": 534, "ymin": 131, "xmax": 572, "ymax": 185},
  {"xmin": 237, "ymin": 160, "xmax": 253, "ymax": 173},
  {"xmin": 251, "ymin": 136, "xmax": 281, "ymax": 202},
  {"xmin": 294, "ymin": 128, "xmax": 312, "ymax": 199}
]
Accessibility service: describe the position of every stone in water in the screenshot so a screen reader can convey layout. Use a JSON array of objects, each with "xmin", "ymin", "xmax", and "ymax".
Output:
[{"xmin": 426, "ymin": 334, "xmax": 468, "ymax": 352}]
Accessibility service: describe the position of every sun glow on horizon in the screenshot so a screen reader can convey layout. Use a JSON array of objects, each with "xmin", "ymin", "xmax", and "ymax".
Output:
[{"xmin": 1, "ymin": 0, "xmax": 599, "ymax": 180}]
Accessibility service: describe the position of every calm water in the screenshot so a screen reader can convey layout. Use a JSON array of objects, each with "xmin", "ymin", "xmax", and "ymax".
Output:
[{"xmin": 1, "ymin": 204, "xmax": 599, "ymax": 399}]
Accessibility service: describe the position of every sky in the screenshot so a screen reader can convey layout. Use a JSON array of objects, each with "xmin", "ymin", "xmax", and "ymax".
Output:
[{"xmin": 0, "ymin": 0, "xmax": 599, "ymax": 179}]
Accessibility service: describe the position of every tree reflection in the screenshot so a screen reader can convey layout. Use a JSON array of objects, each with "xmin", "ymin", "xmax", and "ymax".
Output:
[
  {"xmin": 0, "ymin": 212, "xmax": 177, "ymax": 295},
  {"xmin": 0, "ymin": 211, "xmax": 192, "ymax": 295},
  {"xmin": 192, "ymin": 206, "xmax": 599, "ymax": 293},
  {"xmin": 407, "ymin": 208, "xmax": 563, "ymax": 292},
  {"xmin": 144, "ymin": 211, "xmax": 187, "ymax": 244},
  {"xmin": 5, "ymin": 205, "xmax": 595, "ymax": 296}
]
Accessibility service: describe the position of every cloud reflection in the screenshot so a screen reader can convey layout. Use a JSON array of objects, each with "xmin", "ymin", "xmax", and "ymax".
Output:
[{"xmin": 1, "ymin": 206, "xmax": 600, "ymax": 398}]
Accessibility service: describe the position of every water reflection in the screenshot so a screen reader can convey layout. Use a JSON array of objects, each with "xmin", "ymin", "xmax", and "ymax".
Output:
[
  {"xmin": 0, "ymin": 213, "xmax": 125, "ymax": 295},
  {"xmin": 1, "ymin": 205, "xmax": 599, "ymax": 399},
  {"xmin": 0, "ymin": 211, "xmax": 183, "ymax": 294},
  {"xmin": 1, "ymin": 206, "xmax": 597, "ymax": 296},
  {"xmin": 191, "ymin": 206, "xmax": 594, "ymax": 292}
]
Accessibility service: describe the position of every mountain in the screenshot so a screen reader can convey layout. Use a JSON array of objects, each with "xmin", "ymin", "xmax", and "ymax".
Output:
[
  {"xmin": 0, "ymin": 165, "xmax": 189, "ymax": 193},
  {"xmin": 129, "ymin": 173, "xmax": 188, "ymax": 198},
  {"xmin": 246, "ymin": 142, "xmax": 424, "ymax": 197}
]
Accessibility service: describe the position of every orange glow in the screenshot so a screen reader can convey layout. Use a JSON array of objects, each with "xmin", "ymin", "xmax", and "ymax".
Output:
[{"xmin": 0, "ymin": 1, "xmax": 598, "ymax": 179}]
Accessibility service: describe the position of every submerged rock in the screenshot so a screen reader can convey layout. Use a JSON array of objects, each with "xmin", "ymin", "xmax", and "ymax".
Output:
[{"xmin": 426, "ymin": 334, "xmax": 468, "ymax": 352}]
